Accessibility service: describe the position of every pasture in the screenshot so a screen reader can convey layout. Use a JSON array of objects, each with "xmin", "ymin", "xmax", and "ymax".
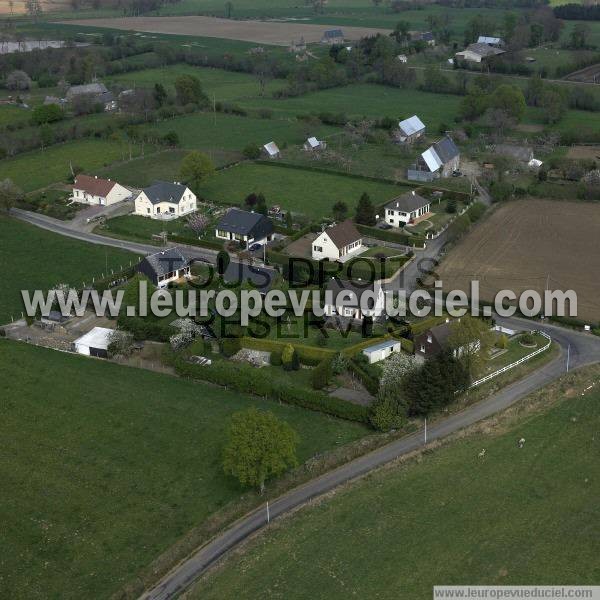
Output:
[
  {"xmin": 192, "ymin": 369, "xmax": 600, "ymax": 599},
  {"xmin": 0, "ymin": 339, "xmax": 367, "ymax": 599},
  {"xmin": 196, "ymin": 162, "xmax": 406, "ymax": 219},
  {"xmin": 0, "ymin": 139, "xmax": 148, "ymax": 192},
  {"xmin": 437, "ymin": 199, "xmax": 600, "ymax": 323},
  {"xmin": 0, "ymin": 216, "xmax": 135, "ymax": 324}
]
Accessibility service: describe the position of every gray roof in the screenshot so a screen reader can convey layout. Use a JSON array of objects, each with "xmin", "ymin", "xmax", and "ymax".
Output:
[
  {"xmin": 142, "ymin": 181, "xmax": 187, "ymax": 205},
  {"xmin": 66, "ymin": 82, "xmax": 108, "ymax": 97},
  {"xmin": 433, "ymin": 136, "xmax": 460, "ymax": 164},
  {"xmin": 142, "ymin": 248, "xmax": 189, "ymax": 278},
  {"xmin": 399, "ymin": 115, "xmax": 426, "ymax": 137},
  {"xmin": 216, "ymin": 208, "xmax": 273, "ymax": 239},
  {"xmin": 222, "ymin": 262, "xmax": 275, "ymax": 294},
  {"xmin": 363, "ymin": 339, "xmax": 401, "ymax": 354},
  {"xmin": 460, "ymin": 43, "xmax": 505, "ymax": 58},
  {"xmin": 385, "ymin": 191, "xmax": 430, "ymax": 213},
  {"xmin": 326, "ymin": 278, "xmax": 379, "ymax": 309},
  {"xmin": 323, "ymin": 29, "xmax": 344, "ymax": 39},
  {"xmin": 420, "ymin": 31, "xmax": 435, "ymax": 42}
]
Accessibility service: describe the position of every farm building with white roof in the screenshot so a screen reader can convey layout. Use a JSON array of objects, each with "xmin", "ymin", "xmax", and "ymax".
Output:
[
  {"xmin": 395, "ymin": 115, "xmax": 426, "ymax": 144},
  {"xmin": 72, "ymin": 327, "xmax": 114, "ymax": 358},
  {"xmin": 263, "ymin": 141, "xmax": 281, "ymax": 159}
]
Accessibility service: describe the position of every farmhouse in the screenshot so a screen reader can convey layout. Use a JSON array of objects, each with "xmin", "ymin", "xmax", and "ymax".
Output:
[
  {"xmin": 137, "ymin": 247, "xmax": 191, "ymax": 288},
  {"xmin": 312, "ymin": 220, "xmax": 363, "ymax": 261},
  {"xmin": 324, "ymin": 278, "xmax": 385, "ymax": 321},
  {"xmin": 321, "ymin": 29, "xmax": 344, "ymax": 44},
  {"xmin": 455, "ymin": 42, "xmax": 506, "ymax": 63},
  {"xmin": 362, "ymin": 339, "xmax": 402, "ymax": 364},
  {"xmin": 409, "ymin": 136, "xmax": 460, "ymax": 181},
  {"xmin": 72, "ymin": 174, "xmax": 131, "ymax": 206},
  {"xmin": 414, "ymin": 320, "xmax": 480, "ymax": 360},
  {"xmin": 134, "ymin": 181, "xmax": 197, "ymax": 220},
  {"xmin": 66, "ymin": 82, "xmax": 114, "ymax": 109},
  {"xmin": 395, "ymin": 115, "xmax": 426, "ymax": 144},
  {"xmin": 72, "ymin": 327, "xmax": 114, "ymax": 359},
  {"xmin": 215, "ymin": 208, "xmax": 274, "ymax": 248},
  {"xmin": 263, "ymin": 141, "xmax": 281, "ymax": 159},
  {"xmin": 304, "ymin": 136, "xmax": 327, "ymax": 151},
  {"xmin": 384, "ymin": 191, "xmax": 431, "ymax": 227}
]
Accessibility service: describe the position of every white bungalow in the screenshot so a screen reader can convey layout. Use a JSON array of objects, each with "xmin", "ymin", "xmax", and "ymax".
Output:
[
  {"xmin": 72, "ymin": 174, "xmax": 131, "ymax": 206},
  {"xmin": 312, "ymin": 220, "xmax": 363, "ymax": 262},
  {"xmin": 134, "ymin": 181, "xmax": 197, "ymax": 220},
  {"xmin": 385, "ymin": 191, "xmax": 431, "ymax": 227}
]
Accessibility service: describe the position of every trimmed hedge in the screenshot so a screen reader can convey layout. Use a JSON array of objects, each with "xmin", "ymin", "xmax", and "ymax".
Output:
[
  {"xmin": 348, "ymin": 358, "xmax": 379, "ymax": 396},
  {"xmin": 355, "ymin": 223, "xmax": 427, "ymax": 248},
  {"xmin": 240, "ymin": 336, "xmax": 335, "ymax": 365},
  {"xmin": 174, "ymin": 356, "xmax": 369, "ymax": 423},
  {"xmin": 170, "ymin": 234, "xmax": 223, "ymax": 251}
]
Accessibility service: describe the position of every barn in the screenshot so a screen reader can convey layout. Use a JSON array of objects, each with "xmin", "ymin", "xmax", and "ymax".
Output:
[{"xmin": 72, "ymin": 327, "xmax": 114, "ymax": 359}]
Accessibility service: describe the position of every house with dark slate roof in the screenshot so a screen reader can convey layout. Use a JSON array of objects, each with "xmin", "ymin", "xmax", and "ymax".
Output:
[
  {"xmin": 409, "ymin": 136, "xmax": 460, "ymax": 181},
  {"xmin": 137, "ymin": 248, "xmax": 191, "ymax": 288},
  {"xmin": 414, "ymin": 319, "xmax": 481, "ymax": 360},
  {"xmin": 215, "ymin": 208, "xmax": 274, "ymax": 248},
  {"xmin": 324, "ymin": 278, "xmax": 385, "ymax": 321},
  {"xmin": 134, "ymin": 181, "xmax": 197, "ymax": 220},
  {"xmin": 384, "ymin": 190, "xmax": 431, "ymax": 227},
  {"xmin": 312, "ymin": 220, "xmax": 363, "ymax": 262},
  {"xmin": 321, "ymin": 29, "xmax": 344, "ymax": 44}
]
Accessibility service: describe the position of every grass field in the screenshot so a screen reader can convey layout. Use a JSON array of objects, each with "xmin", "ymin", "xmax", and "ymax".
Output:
[
  {"xmin": 0, "ymin": 104, "xmax": 31, "ymax": 127},
  {"xmin": 0, "ymin": 339, "xmax": 367, "ymax": 599},
  {"xmin": 143, "ymin": 112, "xmax": 338, "ymax": 154},
  {"xmin": 192, "ymin": 371, "xmax": 600, "ymax": 599},
  {"xmin": 106, "ymin": 64, "xmax": 286, "ymax": 101},
  {"xmin": 243, "ymin": 84, "xmax": 463, "ymax": 129},
  {"xmin": 197, "ymin": 162, "xmax": 407, "ymax": 219},
  {"xmin": 0, "ymin": 139, "xmax": 148, "ymax": 192},
  {"xmin": 0, "ymin": 216, "xmax": 135, "ymax": 324}
]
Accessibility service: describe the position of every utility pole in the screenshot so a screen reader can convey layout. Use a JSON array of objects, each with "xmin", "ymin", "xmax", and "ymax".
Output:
[
  {"xmin": 213, "ymin": 94, "xmax": 217, "ymax": 125},
  {"xmin": 566, "ymin": 344, "xmax": 571, "ymax": 372},
  {"xmin": 424, "ymin": 417, "xmax": 427, "ymax": 445},
  {"xmin": 266, "ymin": 501, "xmax": 270, "ymax": 523}
]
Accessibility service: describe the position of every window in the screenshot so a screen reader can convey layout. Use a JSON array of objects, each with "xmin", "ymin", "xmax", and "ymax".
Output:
[
  {"xmin": 314, "ymin": 245, "xmax": 323, "ymax": 252},
  {"xmin": 420, "ymin": 344, "xmax": 425, "ymax": 353},
  {"xmin": 146, "ymin": 208, "xmax": 150, "ymax": 214}
]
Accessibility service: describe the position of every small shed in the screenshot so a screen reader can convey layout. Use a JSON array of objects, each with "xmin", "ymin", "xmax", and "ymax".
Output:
[
  {"xmin": 304, "ymin": 136, "xmax": 326, "ymax": 151},
  {"xmin": 362, "ymin": 339, "xmax": 402, "ymax": 364},
  {"xmin": 72, "ymin": 327, "xmax": 114, "ymax": 358},
  {"xmin": 263, "ymin": 141, "xmax": 281, "ymax": 159}
]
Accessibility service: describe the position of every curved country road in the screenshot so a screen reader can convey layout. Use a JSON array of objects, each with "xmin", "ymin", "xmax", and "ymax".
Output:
[{"xmin": 141, "ymin": 317, "xmax": 600, "ymax": 600}]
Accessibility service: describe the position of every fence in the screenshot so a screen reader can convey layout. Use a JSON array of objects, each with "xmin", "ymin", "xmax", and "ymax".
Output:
[{"xmin": 469, "ymin": 331, "xmax": 552, "ymax": 388}]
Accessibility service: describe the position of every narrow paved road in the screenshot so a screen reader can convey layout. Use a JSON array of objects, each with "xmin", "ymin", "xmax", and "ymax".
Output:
[
  {"xmin": 141, "ymin": 316, "xmax": 600, "ymax": 600},
  {"xmin": 10, "ymin": 208, "xmax": 217, "ymax": 263}
]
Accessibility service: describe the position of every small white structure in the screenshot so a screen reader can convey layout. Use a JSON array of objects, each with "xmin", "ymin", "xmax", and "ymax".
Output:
[
  {"xmin": 529, "ymin": 158, "xmax": 543, "ymax": 169},
  {"xmin": 263, "ymin": 141, "xmax": 281, "ymax": 159},
  {"xmin": 396, "ymin": 115, "xmax": 426, "ymax": 144},
  {"xmin": 312, "ymin": 220, "xmax": 363, "ymax": 261},
  {"xmin": 477, "ymin": 36, "xmax": 504, "ymax": 47},
  {"xmin": 72, "ymin": 327, "xmax": 114, "ymax": 358},
  {"xmin": 134, "ymin": 181, "xmax": 196, "ymax": 220},
  {"xmin": 362, "ymin": 339, "xmax": 402, "ymax": 364},
  {"xmin": 72, "ymin": 174, "xmax": 131, "ymax": 206},
  {"xmin": 397, "ymin": 54, "xmax": 408, "ymax": 63},
  {"xmin": 304, "ymin": 136, "xmax": 327, "ymax": 151},
  {"xmin": 384, "ymin": 191, "xmax": 431, "ymax": 227}
]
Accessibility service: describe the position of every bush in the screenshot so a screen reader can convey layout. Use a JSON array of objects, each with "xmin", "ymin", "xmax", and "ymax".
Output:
[
  {"xmin": 220, "ymin": 336, "xmax": 241, "ymax": 357},
  {"xmin": 369, "ymin": 396, "xmax": 407, "ymax": 432},
  {"xmin": 243, "ymin": 144, "xmax": 261, "ymax": 159},
  {"xmin": 311, "ymin": 358, "xmax": 332, "ymax": 390},
  {"xmin": 270, "ymin": 351, "xmax": 282, "ymax": 366}
]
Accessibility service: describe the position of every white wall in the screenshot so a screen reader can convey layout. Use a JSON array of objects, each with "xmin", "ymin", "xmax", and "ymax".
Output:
[{"xmin": 312, "ymin": 231, "xmax": 341, "ymax": 261}]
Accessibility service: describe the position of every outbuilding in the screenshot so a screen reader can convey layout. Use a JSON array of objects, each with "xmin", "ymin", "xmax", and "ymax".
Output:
[
  {"xmin": 72, "ymin": 327, "xmax": 114, "ymax": 358},
  {"xmin": 362, "ymin": 339, "xmax": 402, "ymax": 364}
]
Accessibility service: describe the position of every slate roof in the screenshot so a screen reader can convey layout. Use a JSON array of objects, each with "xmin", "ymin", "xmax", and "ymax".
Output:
[
  {"xmin": 222, "ymin": 262, "xmax": 275, "ymax": 294},
  {"xmin": 325, "ymin": 278, "xmax": 379, "ymax": 309},
  {"xmin": 322, "ymin": 220, "xmax": 362, "ymax": 249},
  {"xmin": 142, "ymin": 248, "xmax": 189, "ymax": 278},
  {"xmin": 67, "ymin": 82, "xmax": 108, "ymax": 97},
  {"xmin": 142, "ymin": 181, "xmax": 187, "ymax": 205},
  {"xmin": 385, "ymin": 191, "xmax": 430, "ymax": 213},
  {"xmin": 421, "ymin": 137, "xmax": 460, "ymax": 172},
  {"xmin": 459, "ymin": 43, "xmax": 505, "ymax": 58},
  {"xmin": 74, "ymin": 174, "xmax": 117, "ymax": 197},
  {"xmin": 216, "ymin": 208, "xmax": 274, "ymax": 239},
  {"xmin": 398, "ymin": 115, "xmax": 426, "ymax": 137},
  {"xmin": 420, "ymin": 31, "xmax": 435, "ymax": 42},
  {"xmin": 323, "ymin": 29, "xmax": 344, "ymax": 39}
]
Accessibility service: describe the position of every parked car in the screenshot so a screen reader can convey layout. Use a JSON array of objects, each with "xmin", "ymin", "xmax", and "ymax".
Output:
[
  {"xmin": 379, "ymin": 223, "xmax": 393, "ymax": 230},
  {"xmin": 249, "ymin": 243, "xmax": 262, "ymax": 251}
]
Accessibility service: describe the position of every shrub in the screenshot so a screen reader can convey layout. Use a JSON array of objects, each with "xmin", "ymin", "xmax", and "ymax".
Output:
[
  {"xmin": 369, "ymin": 396, "xmax": 407, "ymax": 432},
  {"xmin": 311, "ymin": 358, "xmax": 332, "ymax": 390},
  {"xmin": 270, "ymin": 351, "xmax": 282, "ymax": 366},
  {"xmin": 282, "ymin": 343, "xmax": 295, "ymax": 371},
  {"xmin": 220, "ymin": 336, "xmax": 241, "ymax": 357},
  {"xmin": 243, "ymin": 144, "xmax": 261, "ymax": 159}
]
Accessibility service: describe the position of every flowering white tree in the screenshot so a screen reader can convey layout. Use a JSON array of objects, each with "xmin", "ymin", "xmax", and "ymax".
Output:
[
  {"xmin": 169, "ymin": 318, "xmax": 204, "ymax": 350},
  {"xmin": 379, "ymin": 351, "xmax": 417, "ymax": 399},
  {"xmin": 187, "ymin": 213, "xmax": 209, "ymax": 235}
]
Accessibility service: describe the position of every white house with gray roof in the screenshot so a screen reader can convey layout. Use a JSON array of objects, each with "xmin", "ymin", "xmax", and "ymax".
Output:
[
  {"xmin": 215, "ymin": 208, "xmax": 274, "ymax": 248},
  {"xmin": 137, "ymin": 248, "xmax": 191, "ymax": 288},
  {"xmin": 385, "ymin": 191, "xmax": 431, "ymax": 227},
  {"xmin": 134, "ymin": 181, "xmax": 197, "ymax": 220},
  {"xmin": 395, "ymin": 115, "xmax": 426, "ymax": 144}
]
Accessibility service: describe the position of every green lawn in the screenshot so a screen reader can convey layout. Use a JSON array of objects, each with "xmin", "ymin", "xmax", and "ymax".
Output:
[
  {"xmin": 0, "ymin": 339, "xmax": 367, "ymax": 599},
  {"xmin": 193, "ymin": 376, "xmax": 600, "ymax": 599},
  {"xmin": 0, "ymin": 139, "xmax": 148, "ymax": 192},
  {"xmin": 106, "ymin": 64, "xmax": 286, "ymax": 102},
  {"xmin": 197, "ymin": 162, "xmax": 407, "ymax": 219},
  {"xmin": 242, "ymin": 84, "xmax": 463, "ymax": 129},
  {"xmin": 0, "ymin": 216, "xmax": 135, "ymax": 324},
  {"xmin": 144, "ymin": 111, "xmax": 337, "ymax": 153},
  {"xmin": 480, "ymin": 333, "xmax": 549, "ymax": 377},
  {"xmin": 0, "ymin": 104, "xmax": 31, "ymax": 127}
]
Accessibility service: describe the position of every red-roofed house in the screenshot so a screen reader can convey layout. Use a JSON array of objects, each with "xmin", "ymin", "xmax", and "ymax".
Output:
[{"xmin": 72, "ymin": 174, "xmax": 132, "ymax": 206}]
